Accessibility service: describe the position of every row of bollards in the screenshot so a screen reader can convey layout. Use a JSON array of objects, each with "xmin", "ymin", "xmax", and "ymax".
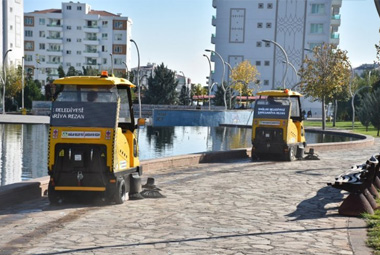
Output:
[{"xmin": 328, "ymin": 154, "xmax": 380, "ymax": 216}]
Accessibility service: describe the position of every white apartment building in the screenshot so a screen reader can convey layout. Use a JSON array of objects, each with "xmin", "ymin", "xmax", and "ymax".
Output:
[
  {"xmin": 1, "ymin": 0, "xmax": 24, "ymax": 68},
  {"xmin": 210, "ymin": 0, "xmax": 342, "ymax": 116},
  {"xmin": 24, "ymin": 1, "xmax": 132, "ymax": 87}
]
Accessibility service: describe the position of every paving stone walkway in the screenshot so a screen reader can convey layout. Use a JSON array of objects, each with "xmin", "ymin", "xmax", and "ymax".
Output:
[{"xmin": 1, "ymin": 139, "xmax": 379, "ymax": 254}]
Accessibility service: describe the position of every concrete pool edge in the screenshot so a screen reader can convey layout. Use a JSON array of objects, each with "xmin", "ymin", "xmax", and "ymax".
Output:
[{"xmin": 0, "ymin": 129, "xmax": 374, "ymax": 209}]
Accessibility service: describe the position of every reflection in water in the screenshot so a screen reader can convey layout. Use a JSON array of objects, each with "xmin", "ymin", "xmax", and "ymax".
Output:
[
  {"xmin": 138, "ymin": 126, "xmax": 252, "ymax": 160},
  {"xmin": 0, "ymin": 124, "xmax": 360, "ymax": 186},
  {"xmin": 0, "ymin": 124, "xmax": 48, "ymax": 186}
]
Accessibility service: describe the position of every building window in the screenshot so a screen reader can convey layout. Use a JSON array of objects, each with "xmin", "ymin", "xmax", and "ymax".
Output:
[
  {"xmin": 258, "ymin": 3, "xmax": 264, "ymax": 8},
  {"xmin": 311, "ymin": 4, "xmax": 325, "ymax": 14},
  {"xmin": 102, "ymin": 21, "xmax": 108, "ymax": 27},
  {"xmin": 102, "ymin": 58, "xmax": 107, "ymax": 64},
  {"xmin": 66, "ymin": 5, "xmax": 71, "ymax": 10},
  {"xmin": 264, "ymin": 61, "xmax": 270, "ymax": 66},
  {"xmin": 264, "ymin": 80, "xmax": 269, "ymax": 85},
  {"xmin": 39, "ymin": 31, "xmax": 45, "ymax": 38},
  {"xmin": 266, "ymin": 22, "xmax": 272, "ymax": 28},
  {"xmin": 39, "ymin": 18, "xmax": 45, "ymax": 25},
  {"xmin": 77, "ymin": 51, "xmax": 81, "ymax": 55},
  {"xmin": 24, "ymin": 17, "xmax": 34, "ymax": 26},
  {"xmin": 114, "ymin": 58, "xmax": 123, "ymax": 65},
  {"xmin": 257, "ymin": 23, "xmax": 263, "ymax": 28},
  {"xmin": 76, "ymin": 63, "xmax": 81, "ymax": 67},
  {"xmin": 265, "ymin": 42, "xmax": 271, "ymax": 47},
  {"xmin": 87, "ymin": 20, "xmax": 97, "ymax": 27},
  {"xmin": 67, "ymin": 26, "xmax": 71, "ymax": 30},
  {"xmin": 77, "ymin": 26, "xmax": 82, "ymax": 30},
  {"xmin": 112, "ymin": 44, "xmax": 125, "ymax": 54},
  {"xmin": 77, "ymin": 38, "xmax": 81, "ymax": 42},
  {"xmin": 267, "ymin": 3, "xmax": 273, "ymax": 9},
  {"xmin": 25, "ymin": 30, "xmax": 33, "ymax": 37},
  {"xmin": 39, "ymin": 43, "xmax": 45, "ymax": 50},
  {"xmin": 113, "ymin": 20, "xmax": 125, "ymax": 30},
  {"xmin": 114, "ymin": 33, "xmax": 123, "ymax": 41},
  {"xmin": 102, "ymin": 33, "xmax": 108, "ymax": 40},
  {"xmin": 309, "ymin": 43, "xmax": 322, "ymax": 49},
  {"xmin": 66, "ymin": 50, "xmax": 71, "ymax": 54},
  {"xmin": 66, "ymin": 63, "xmax": 71, "ymax": 67},
  {"xmin": 25, "ymin": 55, "xmax": 33, "ymax": 61},
  {"xmin": 102, "ymin": 45, "xmax": 106, "ymax": 52},
  {"xmin": 256, "ymin": 61, "xmax": 261, "ymax": 66},
  {"xmin": 310, "ymin": 23, "xmax": 324, "ymax": 34},
  {"xmin": 77, "ymin": 6, "xmax": 82, "ymax": 10},
  {"xmin": 24, "ymin": 41, "xmax": 34, "ymax": 51},
  {"xmin": 66, "ymin": 38, "xmax": 71, "ymax": 42},
  {"xmin": 256, "ymin": 41, "xmax": 262, "ymax": 47}
]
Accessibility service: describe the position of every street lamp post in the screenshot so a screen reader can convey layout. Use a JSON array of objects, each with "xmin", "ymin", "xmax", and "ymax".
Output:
[
  {"xmin": 203, "ymin": 54, "xmax": 213, "ymax": 110},
  {"xmin": 263, "ymin": 39, "xmax": 289, "ymax": 89},
  {"xmin": 2, "ymin": 49, "xmax": 12, "ymax": 114},
  {"xmin": 282, "ymin": 60, "xmax": 298, "ymax": 83},
  {"xmin": 109, "ymin": 53, "xmax": 114, "ymax": 75},
  {"xmin": 180, "ymin": 71, "xmax": 190, "ymax": 102},
  {"xmin": 130, "ymin": 39, "xmax": 142, "ymax": 119},
  {"xmin": 21, "ymin": 56, "xmax": 25, "ymax": 110},
  {"xmin": 224, "ymin": 61, "xmax": 234, "ymax": 108},
  {"xmin": 205, "ymin": 49, "xmax": 227, "ymax": 110},
  {"xmin": 122, "ymin": 61, "xmax": 129, "ymax": 80}
]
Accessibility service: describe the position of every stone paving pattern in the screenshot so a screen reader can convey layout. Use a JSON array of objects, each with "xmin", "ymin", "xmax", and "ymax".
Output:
[{"xmin": 1, "ymin": 139, "xmax": 379, "ymax": 254}]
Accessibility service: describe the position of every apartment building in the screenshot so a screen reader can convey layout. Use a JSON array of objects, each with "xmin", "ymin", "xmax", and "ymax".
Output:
[
  {"xmin": 1, "ymin": 0, "xmax": 24, "ymax": 68},
  {"xmin": 24, "ymin": 1, "xmax": 132, "ymax": 86},
  {"xmin": 210, "ymin": 0, "xmax": 342, "ymax": 115}
]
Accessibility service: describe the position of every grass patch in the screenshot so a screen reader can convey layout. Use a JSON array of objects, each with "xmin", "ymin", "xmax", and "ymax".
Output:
[
  {"xmin": 304, "ymin": 120, "xmax": 380, "ymax": 137},
  {"xmin": 363, "ymin": 211, "xmax": 380, "ymax": 254}
]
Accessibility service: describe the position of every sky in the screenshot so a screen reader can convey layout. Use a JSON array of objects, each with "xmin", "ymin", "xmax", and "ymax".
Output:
[{"xmin": 24, "ymin": 0, "xmax": 380, "ymax": 85}]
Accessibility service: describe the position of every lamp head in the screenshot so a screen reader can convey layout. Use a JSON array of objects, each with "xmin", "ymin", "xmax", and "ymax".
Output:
[{"xmin": 262, "ymin": 39, "xmax": 270, "ymax": 43}]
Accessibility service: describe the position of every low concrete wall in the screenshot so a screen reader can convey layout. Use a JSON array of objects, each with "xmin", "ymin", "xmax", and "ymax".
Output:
[{"xmin": 153, "ymin": 109, "xmax": 254, "ymax": 127}]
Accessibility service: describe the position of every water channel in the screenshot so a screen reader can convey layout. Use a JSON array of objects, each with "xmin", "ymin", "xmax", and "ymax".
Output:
[{"xmin": 0, "ymin": 124, "xmax": 360, "ymax": 186}]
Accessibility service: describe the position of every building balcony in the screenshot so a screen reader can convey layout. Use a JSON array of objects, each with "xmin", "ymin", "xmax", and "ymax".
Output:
[
  {"xmin": 84, "ymin": 61, "xmax": 99, "ymax": 66},
  {"xmin": 212, "ymin": 0, "xmax": 216, "ymax": 8},
  {"xmin": 330, "ymin": 32, "xmax": 340, "ymax": 44},
  {"xmin": 211, "ymin": 33, "xmax": 216, "ymax": 44},
  {"xmin": 83, "ymin": 38, "xmax": 100, "ymax": 45},
  {"xmin": 331, "ymin": 14, "xmax": 341, "ymax": 26},
  {"xmin": 212, "ymin": 15, "xmax": 216, "ymax": 26},
  {"xmin": 46, "ymin": 37, "xmax": 63, "ymax": 43},
  {"xmin": 332, "ymin": 0, "xmax": 342, "ymax": 7},
  {"xmin": 83, "ymin": 26, "xmax": 100, "ymax": 33},
  {"xmin": 83, "ymin": 51, "xmax": 100, "ymax": 57}
]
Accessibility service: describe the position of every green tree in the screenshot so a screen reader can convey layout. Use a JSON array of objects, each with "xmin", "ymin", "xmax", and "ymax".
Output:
[
  {"xmin": 143, "ymin": 63, "xmax": 178, "ymax": 104},
  {"xmin": 230, "ymin": 60, "xmax": 260, "ymax": 100},
  {"xmin": 367, "ymin": 88, "xmax": 380, "ymax": 136},
  {"xmin": 299, "ymin": 43, "xmax": 351, "ymax": 130},
  {"xmin": 213, "ymin": 82, "xmax": 232, "ymax": 107},
  {"xmin": 192, "ymin": 83, "xmax": 207, "ymax": 105},
  {"xmin": 66, "ymin": 66, "xmax": 80, "ymax": 76},
  {"xmin": 179, "ymin": 85, "xmax": 190, "ymax": 105},
  {"xmin": 82, "ymin": 66, "xmax": 99, "ymax": 76},
  {"xmin": 58, "ymin": 65, "xmax": 65, "ymax": 78},
  {"xmin": 357, "ymin": 93, "xmax": 372, "ymax": 131}
]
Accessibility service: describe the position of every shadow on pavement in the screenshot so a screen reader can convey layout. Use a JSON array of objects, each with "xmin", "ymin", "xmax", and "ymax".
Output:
[{"xmin": 286, "ymin": 186, "xmax": 344, "ymax": 221}]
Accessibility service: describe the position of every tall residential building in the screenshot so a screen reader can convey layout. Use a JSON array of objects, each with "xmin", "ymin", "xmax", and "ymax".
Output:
[
  {"xmin": 211, "ymin": 0, "xmax": 342, "ymax": 115},
  {"xmin": 24, "ymin": 1, "xmax": 132, "ymax": 87},
  {"xmin": 1, "ymin": 0, "xmax": 24, "ymax": 68}
]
